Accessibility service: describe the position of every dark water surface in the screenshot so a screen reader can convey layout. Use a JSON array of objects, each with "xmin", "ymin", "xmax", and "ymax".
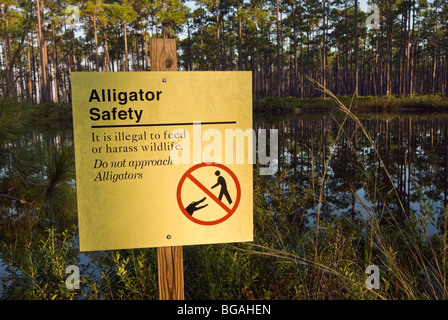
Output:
[{"xmin": 254, "ymin": 111, "xmax": 448, "ymax": 235}]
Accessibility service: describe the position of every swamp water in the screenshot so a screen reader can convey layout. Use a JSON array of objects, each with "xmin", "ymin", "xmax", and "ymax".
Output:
[{"xmin": 255, "ymin": 112, "xmax": 448, "ymax": 235}]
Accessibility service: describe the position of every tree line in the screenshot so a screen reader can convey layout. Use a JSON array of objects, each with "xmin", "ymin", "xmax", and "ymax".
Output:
[{"xmin": 1, "ymin": 0, "xmax": 448, "ymax": 105}]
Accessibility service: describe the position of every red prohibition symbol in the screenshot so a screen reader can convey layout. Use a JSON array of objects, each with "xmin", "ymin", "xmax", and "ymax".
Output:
[{"xmin": 177, "ymin": 163, "xmax": 241, "ymax": 226}]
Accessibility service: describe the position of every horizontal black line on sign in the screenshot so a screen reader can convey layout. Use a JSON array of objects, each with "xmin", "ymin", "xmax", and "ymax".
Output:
[{"xmin": 91, "ymin": 121, "xmax": 237, "ymax": 129}]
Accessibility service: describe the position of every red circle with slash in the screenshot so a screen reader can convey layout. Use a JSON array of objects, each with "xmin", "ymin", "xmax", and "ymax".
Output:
[{"xmin": 177, "ymin": 163, "xmax": 241, "ymax": 226}]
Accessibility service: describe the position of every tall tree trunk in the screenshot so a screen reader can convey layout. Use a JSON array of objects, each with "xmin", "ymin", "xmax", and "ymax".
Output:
[
  {"xmin": 0, "ymin": 39, "xmax": 5, "ymax": 96},
  {"xmin": 344, "ymin": 1, "xmax": 348, "ymax": 95},
  {"xmin": 93, "ymin": 13, "xmax": 99, "ymax": 71},
  {"xmin": 215, "ymin": 0, "xmax": 221, "ymax": 71},
  {"xmin": 3, "ymin": 5, "xmax": 14, "ymax": 97},
  {"xmin": 124, "ymin": 20, "xmax": 128, "ymax": 71},
  {"xmin": 221, "ymin": 16, "xmax": 226, "ymax": 70},
  {"xmin": 200, "ymin": 14, "xmax": 204, "ymax": 69},
  {"xmin": 406, "ymin": 1, "xmax": 415, "ymax": 96},
  {"xmin": 292, "ymin": 1, "xmax": 298, "ymax": 97},
  {"xmin": 354, "ymin": 0, "xmax": 358, "ymax": 99},
  {"xmin": 276, "ymin": 0, "xmax": 281, "ymax": 97},
  {"xmin": 144, "ymin": 21, "xmax": 149, "ymax": 70},
  {"xmin": 155, "ymin": 0, "xmax": 159, "ymax": 37},
  {"xmin": 237, "ymin": 0, "xmax": 242, "ymax": 71},
  {"xmin": 379, "ymin": 34, "xmax": 383, "ymax": 95},
  {"xmin": 409, "ymin": 19, "xmax": 416, "ymax": 97},
  {"xmin": 386, "ymin": 0, "xmax": 392, "ymax": 95},
  {"xmin": 61, "ymin": 59, "xmax": 67, "ymax": 103},
  {"xmin": 37, "ymin": 0, "xmax": 51, "ymax": 103},
  {"xmin": 398, "ymin": 6, "xmax": 405, "ymax": 95},
  {"xmin": 103, "ymin": 28, "xmax": 110, "ymax": 71},
  {"xmin": 26, "ymin": 37, "xmax": 34, "ymax": 104},
  {"xmin": 52, "ymin": 27, "xmax": 59, "ymax": 104},
  {"xmin": 300, "ymin": 39, "xmax": 304, "ymax": 98},
  {"xmin": 322, "ymin": 0, "xmax": 327, "ymax": 97},
  {"xmin": 71, "ymin": 30, "xmax": 77, "ymax": 70},
  {"xmin": 187, "ymin": 19, "xmax": 192, "ymax": 70},
  {"xmin": 31, "ymin": 33, "xmax": 38, "ymax": 103},
  {"xmin": 432, "ymin": 39, "xmax": 438, "ymax": 93}
]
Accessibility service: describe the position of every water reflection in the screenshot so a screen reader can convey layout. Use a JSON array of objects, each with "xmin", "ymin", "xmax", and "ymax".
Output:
[
  {"xmin": 254, "ymin": 112, "xmax": 448, "ymax": 232},
  {"xmin": 0, "ymin": 122, "xmax": 75, "ymax": 232}
]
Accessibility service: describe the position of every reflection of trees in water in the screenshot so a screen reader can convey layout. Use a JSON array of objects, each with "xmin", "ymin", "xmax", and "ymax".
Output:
[
  {"xmin": 0, "ymin": 123, "xmax": 75, "ymax": 245},
  {"xmin": 254, "ymin": 113, "xmax": 448, "ymax": 229}
]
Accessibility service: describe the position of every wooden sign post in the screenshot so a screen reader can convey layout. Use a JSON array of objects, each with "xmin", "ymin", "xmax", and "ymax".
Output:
[{"xmin": 150, "ymin": 38, "xmax": 185, "ymax": 300}]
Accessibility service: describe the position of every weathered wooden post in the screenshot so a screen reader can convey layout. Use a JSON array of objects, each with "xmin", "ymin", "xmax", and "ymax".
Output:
[{"xmin": 150, "ymin": 38, "xmax": 185, "ymax": 300}]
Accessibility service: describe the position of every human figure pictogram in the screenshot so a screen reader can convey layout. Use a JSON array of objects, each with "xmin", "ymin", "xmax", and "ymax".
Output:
[{"xmin": 211, "ymin": 170, "xmax": 232, "ymax": 205}]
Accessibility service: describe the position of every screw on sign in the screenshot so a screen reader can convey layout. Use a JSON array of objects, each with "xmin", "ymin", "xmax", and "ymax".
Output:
[{"xmin": 177, "ymin": 163, "xmax": 241, "ymax": 226}]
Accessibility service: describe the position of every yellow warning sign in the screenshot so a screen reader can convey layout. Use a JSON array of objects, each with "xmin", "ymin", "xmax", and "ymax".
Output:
[{"xmin": 71, "ymin": 72, "xmax": 253, "ymax": 251}]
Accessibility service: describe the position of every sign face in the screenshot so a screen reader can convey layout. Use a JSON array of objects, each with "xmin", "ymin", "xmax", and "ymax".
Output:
[{"xmin": 71, "ymin": 72, "xmax": 253, "ymax": 251}]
